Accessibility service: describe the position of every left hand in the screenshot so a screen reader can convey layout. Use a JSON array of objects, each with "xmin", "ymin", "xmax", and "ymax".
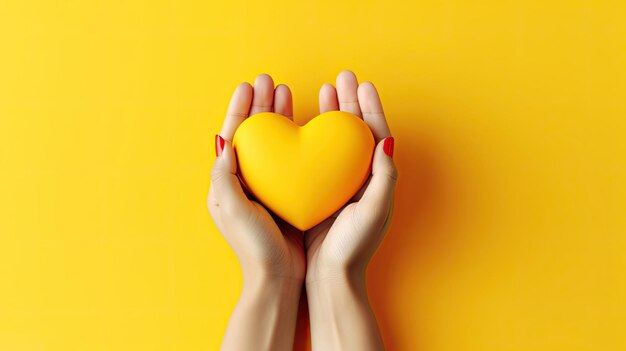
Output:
[{"xmin": 305, "ymin": 70, "xmax": 398, "ymax": 285}]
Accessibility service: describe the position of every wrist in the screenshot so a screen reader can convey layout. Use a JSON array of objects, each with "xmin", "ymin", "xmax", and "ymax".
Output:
[
  {"xmin": 305, "ymin": 265, "xmax": 367, "ymax": 295},
  {"xmin": 224, "ymin": 263, "xmax": 303, "ymax": 351},
  {"xmin": 239, "ymin": 259, "xmax": 305, "ymax": 286},
  {"xmin": 305, "ymin": 259, "xmax": 367, "ymax": 288},
  {"xmin": 240, "ymin": 268, "xmax": 304, "ymax": 303},
  {"xmin": 305, "ymin": 265, "xmax": 383, "ymax": 351}
]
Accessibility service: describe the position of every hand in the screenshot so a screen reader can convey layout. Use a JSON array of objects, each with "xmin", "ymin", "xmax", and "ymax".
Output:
[
  {"xmin": 305, "ymin": 70, "xmax": 397, "ymax": 284},
  {"xmin": 208, "ymin": 74, "xmax": 305, "ymax": 351},
  {"xmin": 305, "ymin": 71, "xmax": 397, "ymax": 351},
  {"xmin": 208, "ymin": 74, "xmax": 305, "ymax": 283}
]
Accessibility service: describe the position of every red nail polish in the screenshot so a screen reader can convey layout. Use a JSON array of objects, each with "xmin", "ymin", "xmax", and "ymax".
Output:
[
  {"xmin": 215, "ymin": 134, "xmax": 225, "ymax": 157},
  {"xmin": 383, "ymin": 137, "xmax": 394, "ymax": 158}
]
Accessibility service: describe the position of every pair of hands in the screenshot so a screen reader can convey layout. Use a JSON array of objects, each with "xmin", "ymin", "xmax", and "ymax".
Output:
[
  {"xmin": 208, "ymin": 70, "xmax": 397, "ymax": 288},
  {"xmin": 209, "ymin": 71, "xmax": 397, "ymax": 350}
]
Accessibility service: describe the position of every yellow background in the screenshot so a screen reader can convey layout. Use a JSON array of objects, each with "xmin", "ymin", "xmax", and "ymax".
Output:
[{"xmin": 1, "ymin": 0, "xmax": 625, "ymax": 350}]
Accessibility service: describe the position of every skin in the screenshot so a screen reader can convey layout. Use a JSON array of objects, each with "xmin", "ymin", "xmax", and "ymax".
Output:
[{"xmin": 208, "ymin": 71, "xmax": 397, "ymax": 351}]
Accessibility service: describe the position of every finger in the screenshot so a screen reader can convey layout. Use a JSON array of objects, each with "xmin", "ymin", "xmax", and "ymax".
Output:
[
  {"xmin": 220, "ymin": 82, "xmax": 253, "ymax": 141},
  {"xmin": 319, "ymin": 83, "xmax": 339, "ymax": 113},
  {"xmin": 250, "ymin": 74, "xmax": 275, "ymax": 115},
  {"xmin": 357, "ymin": 137, "xmax": 397, "ymax": 224},
  {"xmin": 274, "ymin": 84, "xmax": 293, "ymax": 120},
  {"xmin": 210, "ymin": 136, "xmax": 249, "ymax": 214},
  {"xmin": 336, "ymin": 70, "xmax": 362, "ymax": 117},
  {"xmin": 358, "ymin": 82, "xmax": 391, "ymax": 142},
  {"xmin": 351, "ymin": 176, "xmax": 371, "ymax": 202}
]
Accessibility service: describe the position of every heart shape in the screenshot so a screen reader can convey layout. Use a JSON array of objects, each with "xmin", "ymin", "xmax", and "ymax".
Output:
[{"xmin": 233, "ymin": 111, "xmax": 375, "ymax": 231}]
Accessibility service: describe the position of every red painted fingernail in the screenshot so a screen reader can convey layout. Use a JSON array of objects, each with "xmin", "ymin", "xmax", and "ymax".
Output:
[
  {"xmin": 383, "ymin": 137, "xmax": 394, "ymax": 158},
  {"xmin": 215, "ymin": 134, "xmax": 225, "ymax": 157}
]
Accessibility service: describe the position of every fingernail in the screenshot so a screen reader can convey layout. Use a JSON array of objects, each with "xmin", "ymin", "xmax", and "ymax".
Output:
[
  {"xmin": 215, "ymin": 134, "xmax": 225, "ymax": 157},
  {"xmin": 383, "ymin": 137, "xmax": 395, "ymax": 158}
]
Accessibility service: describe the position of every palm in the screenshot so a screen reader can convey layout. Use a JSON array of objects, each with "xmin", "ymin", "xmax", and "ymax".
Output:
[
  {"xmin": 305, "ymin": 187, "xmax": 390, "ymax": 281},
  {"xmin": 209, "ymin": 190, "xmax": 305, "ymax": 278},
  {"xmin": 304, "ymin": 203, "xmax": 358, "ymax": 280}
]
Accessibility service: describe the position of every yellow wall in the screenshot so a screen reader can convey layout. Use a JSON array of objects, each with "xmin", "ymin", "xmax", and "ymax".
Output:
[{"xmin": 1, "ymin": 1, "xmax": 625, "ymax": 350}]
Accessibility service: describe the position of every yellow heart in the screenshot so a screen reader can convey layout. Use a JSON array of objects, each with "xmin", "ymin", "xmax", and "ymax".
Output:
[{"xmin": 233, "ymin": 111, "xmax": 375, "ymax": 231}]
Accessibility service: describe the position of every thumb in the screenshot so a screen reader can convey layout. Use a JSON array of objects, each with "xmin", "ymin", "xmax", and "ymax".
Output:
[
  {"xmin": 210, "ymin": 135, "xmax": 249, "ymax": 214},
  {"xmin": 358, "ymin": 137, "xmax": 397, "ymax": 217}
]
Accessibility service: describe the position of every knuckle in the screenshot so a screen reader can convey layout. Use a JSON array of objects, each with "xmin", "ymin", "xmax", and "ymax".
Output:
[
  {"xmin": 389, "ymin": 164, "xmax": 399, "ymax": 181},
  {"xmin": 210, "ymin": 165, "xmax": 224, "ymax": 183},
  {"xmin": 378, "ymin": 164, "xmax": 398, "ymax": 183}
]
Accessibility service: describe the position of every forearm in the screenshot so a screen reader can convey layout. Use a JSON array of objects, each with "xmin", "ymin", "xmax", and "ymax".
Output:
[
  {"xmin": 221, "ymin": 273, "xmax": 303, "ymax": 351},
  {"xmin": 306, "ymin": 270, "xmax": 384, "ymax": 351}
]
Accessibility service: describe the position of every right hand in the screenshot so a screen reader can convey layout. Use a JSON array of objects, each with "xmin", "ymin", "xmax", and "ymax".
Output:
[{"xmin": 208, "ymin": 74, "xmax": 305, "ymax": 283}]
